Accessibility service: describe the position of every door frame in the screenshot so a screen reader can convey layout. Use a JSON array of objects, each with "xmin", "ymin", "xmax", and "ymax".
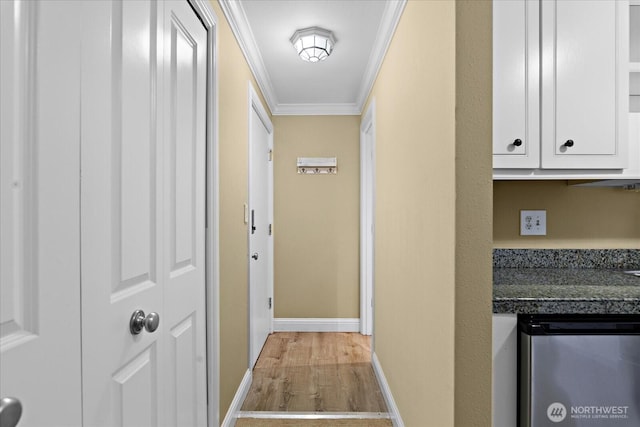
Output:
[
  {"xmin": 360, "ymin": 99, "xmax": 376, "ymax": 337},
  {"xmin": 188, "ymin": 1, "xmax": 220, "ymax": 425},
  {"xmin": 247, "ymin": 82, "xmax": 274, "ymax": 368}
]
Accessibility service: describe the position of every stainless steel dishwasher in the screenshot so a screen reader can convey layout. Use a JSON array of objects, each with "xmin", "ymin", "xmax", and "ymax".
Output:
[{"xmin": 518, "ymin": 314, "xmax": 640, "ymax": 427}]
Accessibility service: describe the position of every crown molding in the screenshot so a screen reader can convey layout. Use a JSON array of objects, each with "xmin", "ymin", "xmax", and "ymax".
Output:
[
  {"xmin": 355, "ymin": 0, "xmax": 407, "ymax": 110},
  {"xmin": 218, "ymin": 0, "xmax": 278, "ymax": 113},
  {"xmin": 272, "ymin": 103, "xmax": 361, "ymax": 116},
  {"xmin": 219, "ymin": 0, "xmax": 406, "ymax": 116}
]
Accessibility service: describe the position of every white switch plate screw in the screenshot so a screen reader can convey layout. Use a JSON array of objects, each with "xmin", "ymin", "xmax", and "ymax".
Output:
[{"xmin": 520, "ymin": 210, "xmax": 546, "ymax": 236}]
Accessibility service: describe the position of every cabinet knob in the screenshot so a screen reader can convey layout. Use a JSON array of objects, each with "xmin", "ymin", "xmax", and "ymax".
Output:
[
  {"xmin": 563, "ymin": 140, "xmax": 574, "ymax": 148},
  {"xmin": 512, "ymin": 139, "xmax": 522, "ymax": 147}
]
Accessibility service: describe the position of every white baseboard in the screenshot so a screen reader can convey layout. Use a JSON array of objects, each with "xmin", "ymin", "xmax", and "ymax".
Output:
[
  {"xmin": 221, "ymin": 369, "xmax": 252, "ymax": 427},
  {"xmin": 372, "ymin": 352, "xmax": 404, "ymax": 427},
  {"xmin": 273, "ymin": 318, "xmax": 360, "ymax": 333}
]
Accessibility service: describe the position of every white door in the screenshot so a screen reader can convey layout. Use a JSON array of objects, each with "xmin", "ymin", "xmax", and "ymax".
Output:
[
  {"xmin": 161, "ymin": 2, "xmax": 208, "ymax": 425},
  {"xmin": 248, "ymin": 88, "xmax": 273, "ymax": 369},
  {"xmin": 80, "ymin": 1, "xmax": 208, "ymax": 425},
  {"xmin": 0, "ymin": 2, "xmax": 82, "ymax": 426}
]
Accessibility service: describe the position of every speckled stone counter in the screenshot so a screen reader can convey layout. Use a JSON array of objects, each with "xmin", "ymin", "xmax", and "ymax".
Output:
[{"xmin": 493, "ymin": 249, "xmax": 640, "ymax": 315}]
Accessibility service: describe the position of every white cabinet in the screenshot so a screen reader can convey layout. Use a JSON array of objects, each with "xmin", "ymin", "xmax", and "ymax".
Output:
[
  {"xmin": 493, "ymin": 0, "xmax": 539, "ymax": 169},
  {"xmin": 631, "ymin": 2, "xmax": 640, "ymax": 112},
  {"xmin": 631, "ymin": 2, "xmax": 640, "ymax": 179},
  {"xmin": 492, "ymin": 314, "xmax": 518, "ymax": 427},
  {"xmin": 494, "ymin": 0, "xmax": 634, "ymax": 177},
  {"xmin": 541, "ymin": 0, "xmax": 628, "ymax": 169}
]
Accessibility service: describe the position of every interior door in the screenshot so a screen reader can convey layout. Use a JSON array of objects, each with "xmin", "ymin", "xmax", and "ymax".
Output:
[
  {"xmin": 248, "ymin": 93, "xmax": 273, "ymax": 368},
  {"xmin": 161, "ymin": 1, "xmax": 208, "ymax": 425},
  {"xmin": 80, "ymin": 1, "xmax": 208, "ymax": 425},
  {"xmin": 0, "ymin": 2, "xmax": 82, "ymax": 426}
]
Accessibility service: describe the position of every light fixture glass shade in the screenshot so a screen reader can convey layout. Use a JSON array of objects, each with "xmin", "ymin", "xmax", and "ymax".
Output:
[{"xmin": 290, "ymin": 27, "xmax": 336, "ymax": 63}]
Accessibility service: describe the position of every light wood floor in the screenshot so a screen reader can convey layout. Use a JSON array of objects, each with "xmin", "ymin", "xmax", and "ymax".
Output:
[{"xmin": 240, "ymin": 332, "xmax": 388, "ymax": 413}]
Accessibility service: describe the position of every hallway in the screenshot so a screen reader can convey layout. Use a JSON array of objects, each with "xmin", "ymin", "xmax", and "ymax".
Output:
[{"xmin": 236, "ymin": 333, "xmax": 392, "ymax": 426}]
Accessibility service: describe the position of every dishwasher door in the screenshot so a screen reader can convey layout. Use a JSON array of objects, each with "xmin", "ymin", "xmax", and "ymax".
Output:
[{"xmin": 519, "ymin": 315, "xmax": 640, "ymax": 427}]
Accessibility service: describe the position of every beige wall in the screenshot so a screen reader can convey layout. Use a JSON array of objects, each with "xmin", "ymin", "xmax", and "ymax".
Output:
[
  {"xmin": 209, "ymin": 0, "xmax": 271, "ymax": 420},
  {"xmin": 364, "ymin": 1, "xmax": 461, "ymax": 425},
  {"xmin": 273, "ymin": 116, "xmax": 360, "ymax": 318},
  {"xmin": 494, "ymin": 181, "xmax": 640, "ymax": 248},
  {"xmin": 455, "ymin": 1, "xmax": 494, "ymax": 426}
]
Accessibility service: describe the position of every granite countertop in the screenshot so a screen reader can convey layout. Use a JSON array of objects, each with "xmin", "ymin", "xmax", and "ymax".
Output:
[
  {"xmin": 493, "ymin": 268, "xmax": 640, "ymax": 314},
  {"xmin": 492, "ymin": 249, "xmax": 640, "ymax": 315}
]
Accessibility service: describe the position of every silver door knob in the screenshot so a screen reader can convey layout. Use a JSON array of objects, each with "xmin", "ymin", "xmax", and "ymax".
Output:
[
  {"xmin": 129, "ymin": 310, "xmax": 160, "ymax": 335},
  {"xmin": 251, "ymin": 253, "xmax": 259, "ymax": 260},
  {"xmin": 0, "ymin": 397, "xmax": 22, "ymax": 427}
]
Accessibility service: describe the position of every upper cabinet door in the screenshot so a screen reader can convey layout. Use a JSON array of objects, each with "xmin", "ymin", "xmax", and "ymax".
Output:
[
  {"xmin": 541, "ymin": 0, "xmax": 629, "ymax": 169},
  {"xmin": 493, "ymin": 0, "xmax": 540, "ymax": 169}
]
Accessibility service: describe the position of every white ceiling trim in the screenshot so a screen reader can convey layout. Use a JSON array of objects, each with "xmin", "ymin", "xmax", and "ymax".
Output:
[
  {"xmin": 218, "ymin": 0, "xmax": 279, "ymax": 113},
  {"xmin": 219, "ymin": 0, "xmax": 406, "ymax": 116},
  {"xmin": 355, "ymin": 0, "xmax": 407, "ymax": 110},
  {"xmin": 273, "ymin": 103, "xmax": 361, "ymax": 116}
]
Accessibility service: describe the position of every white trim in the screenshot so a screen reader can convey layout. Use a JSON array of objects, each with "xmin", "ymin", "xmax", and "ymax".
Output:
[
  {"xmin": 220, "ymin": 369, "xmax": 253, "ymax": 427},
  {"xmin": 371, "ymin": 353, "xmax": 404, "ymax": 427},
  {"xmin": 360, "ymin": 100, "xmax": 376, "ymax": 337},
  {"xmin": 219, "ymin": 0, "xmax": 406, "ymax": 115},
  {"xmin": 248, "ymin": 83, "xmax": 273, "ymax": 133},
  {"xmin": 237, "ymin": 412, "xmax": 390, "ymax": 420},
  {"xmin": 247, "ymin": 82, "xmax": 274, "ymax": 369},
  {"xmin": 273, "ymin": 318, "xmax": 360, "ymax": 333},
  {"xmin": 493, "ymin": 169, "xmax": 640, "ymax": 180},
  {"xmin": 355, "ymin": 0, "xmax": 407, "ymax": 110},
  {"xmin": 218, "ymin": 0, "xmax": 278, "ymax": 113},
  {"xmin": 188, "ymin": 1, "xmax": 220, "ymax": 426},
  {"xmin": 272, "ymin": 103, "xmax": 360, "ymax": 116}
]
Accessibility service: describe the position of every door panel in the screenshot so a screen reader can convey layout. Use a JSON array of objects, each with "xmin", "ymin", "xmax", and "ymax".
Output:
[
  {"xmin": 80, "ymin": 1, "xmax": 164, "ymax": 425},
  {"xmin": 0, "ymin": 1, "xmax": 82, "ymax": 425},
  {"xmin": 113, "ymin": 345, "xmax": 159, "ymax": 427},
  {"xmin": 114, "ymin": 0, "xmax": 157, "ymax": 298},
  {"xmin": 170, "ymin": 316, "xmax": 197, "ymax": 427},
  {"xmin": 162, "ymin": 3, "xmax": 208, "ymax": 425},
  {"xmin": 170, "ymin": 15, "xmax": 197, "ymax": 272}
]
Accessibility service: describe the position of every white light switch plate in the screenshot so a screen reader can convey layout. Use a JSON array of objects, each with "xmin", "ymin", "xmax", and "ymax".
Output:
[{"xmin": 520, "ymin": 210, "xmax": 546, "ymax": 236}]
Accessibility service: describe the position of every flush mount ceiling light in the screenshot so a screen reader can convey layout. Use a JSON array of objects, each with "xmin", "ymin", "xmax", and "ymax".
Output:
[{"xmin": 290, "ymin": 27, "xmax": 336, "ymax": 63}]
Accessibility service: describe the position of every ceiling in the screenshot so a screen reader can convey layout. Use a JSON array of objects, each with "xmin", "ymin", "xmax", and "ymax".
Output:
[{"xmin": 219, "ymin": 0, "xmax": 406, "ymax": 115}]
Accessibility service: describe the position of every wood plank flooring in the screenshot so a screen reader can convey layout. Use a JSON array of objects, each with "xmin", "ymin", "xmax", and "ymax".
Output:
[{"xmin": 240, "ymin": 332, "xmax": 388, "ymax": 413}]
